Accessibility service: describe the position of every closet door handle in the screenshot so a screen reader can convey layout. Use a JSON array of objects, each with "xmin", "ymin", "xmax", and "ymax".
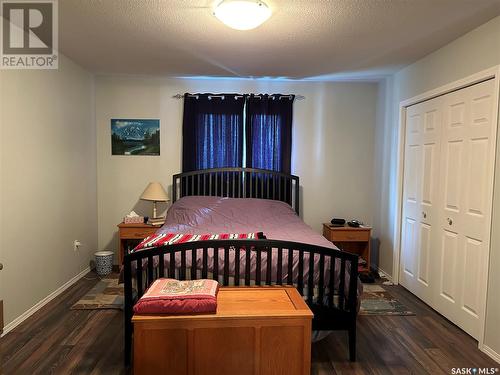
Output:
[
  {"xmin": 422, "ymin": 212, "xmax": 427, "ymax": 219},
  {"xmin": 447, "ymin": 218, "xmax": 453, "ymax": 225}
]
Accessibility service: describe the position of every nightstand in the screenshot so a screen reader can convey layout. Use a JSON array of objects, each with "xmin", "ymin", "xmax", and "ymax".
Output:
[
  {"xmin": 323, "ymin": 223, "xmax": 372, "ymax": 271},
  {"xmin": 117, "ymin": 223, "xmax": 159, "ymax": 264}
]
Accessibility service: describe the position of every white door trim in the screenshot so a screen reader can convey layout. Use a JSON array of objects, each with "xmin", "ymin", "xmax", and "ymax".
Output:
[{"xmin": 393, "ymin": 65, "xmax": 500, "ymax": 350}]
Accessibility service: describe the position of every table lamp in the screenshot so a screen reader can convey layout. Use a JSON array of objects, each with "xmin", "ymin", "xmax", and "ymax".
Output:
[{"xmin": 140, "ymin": 182, "xmax": 169, "ymax": 219}]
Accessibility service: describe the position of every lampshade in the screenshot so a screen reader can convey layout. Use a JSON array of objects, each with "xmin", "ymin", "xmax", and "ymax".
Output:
[
  {"xmin": 214, "ymin": 0, "xmax": 272, "ymax": 31},
  {"xmin": 140, "ymin": 182, "xmax": 168, "ymax": 202}
]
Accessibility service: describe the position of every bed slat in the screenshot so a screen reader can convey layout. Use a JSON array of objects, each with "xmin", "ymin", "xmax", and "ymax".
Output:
[
  {"xmin": 159, "ymin": 253, "xmax": 165, "ymax": 278},
  {"xmin": 191, "ymin": 249, "xmax": 197, "ymax": 280},
  {"xmin": 328, "ymin": 257, "xmax": 335, "ymax": 308},
  {"xmin": 169, "ymin": 252, "xmax": 175, "ymax": 279},
  {"xmin": 298, "ymin": 250, "xmax": 304, "ymax": 295},
  {"xmin": 147, "ymin": 255, "xmax": 154, "ymax": 287},
  {"xmin": 256, "ymin": 250, "xmax": 261, "ymax": 285},
  {"xmin": 213, "ymin": 247, "xmax": 219, "ymax": 281},
  {"xmin": 266, "ymin": 247, "xmax": 272, "ymax": 285},
  {"xmin": 266, "ymin": 174, "xmax": 270, "ymax": 198},
  {"xmin": 285, "ymin": 178, "xmax": 289, "ymax": 204},
  {"xmin": 307, "ymin": 252, "xmax": 314, "ymax": 304},
  {"xmin": 278, "ymin": 176, "xmax": 282, "ymax": 201},
  {"xmin": 224, "ymin": 247, "xmax": 230, "ymax": 286},
  {"xmin": 136, "ymin": 260, "xmax": 143, "ymax": 297},
  {"xmin": 272, "ymin": 175, "xmax": 276, "ymax": 200},
  {"xmin": 232, "ymin": 172, "xmax": 235, "ymax": 198},
  {"xmin": 245, "ymin": 248, "xmax": 251, "ymax": 286},
  {"xmin": 262, "ymin": 173, "xmax": 265, "ymax": 198},
  {"xmin": 318, "ymin": 254, "xmax": 325, "ymax": 304},
  {"xmin": 202, "ymin": 248, "xmax": 208, "ymax": 279},
  {"xmin": 235, "ymin": 247, "xmax": 240, "ymax": 286},
  {"xmin": 277, "ymin": 248, "xmax": 283, "ymax": 285},
  {"xmin": 215, "ymin": 172, "xmax": 218, "ymax": 196},
  {"xmin": 249, "ymin": 174, "xmax": 253, "ymax": 198},
  {"xmin": 180, "ymin": 251, "xmax": 186, "ymax": 280},
  {"xmin": 348, "ymin": 259, "xmax": 358, "ymax": 312},
  {"xmin": 339, "ymin": 258, "xmax": 346, "ymax": 310},
  {"xmin": 237, "ymin": 172, "xmax": 241, "ymax": 197}
]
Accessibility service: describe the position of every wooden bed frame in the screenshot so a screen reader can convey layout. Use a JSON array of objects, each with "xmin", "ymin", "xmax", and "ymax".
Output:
[{"xmin": 123, "ymin": 168, "xmax": 359, "ymax": 366}]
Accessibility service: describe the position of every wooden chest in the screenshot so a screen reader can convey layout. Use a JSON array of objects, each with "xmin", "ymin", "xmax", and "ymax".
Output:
[{"xmin": 133, "ymin": 287, "xmax": 313, "ymax": 375}]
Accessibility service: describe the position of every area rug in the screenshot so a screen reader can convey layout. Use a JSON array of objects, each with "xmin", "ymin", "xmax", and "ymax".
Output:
[
  {"xmin": 71, "ymin": 276, "xmax": 124, "ymax": 310},
  {"xmin": 70, "ymin": 277, "xmax": 414, "ymax": 315},
  {"xmin": 359, "ymin": 284, "xmax": 415, "ymax": 316}
]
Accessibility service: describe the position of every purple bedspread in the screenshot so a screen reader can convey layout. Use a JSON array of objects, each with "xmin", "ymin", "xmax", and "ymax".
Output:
[
  {"xmin": 152, "ymin": 196, "xmax": 362, "ymax": 299},
  {"xmin": 159, "ymin": 196, "xmax": 335, "ymax": 249}
]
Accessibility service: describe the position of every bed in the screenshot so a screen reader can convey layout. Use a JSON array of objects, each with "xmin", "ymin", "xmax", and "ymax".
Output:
[{"xmin": 123, "ymin": 167, "xmax": 360, "ymax": 366}]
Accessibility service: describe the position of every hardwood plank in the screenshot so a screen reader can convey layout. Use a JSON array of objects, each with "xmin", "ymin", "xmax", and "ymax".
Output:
[
  {"xmin": 0, "ymin": 273, "xmax": 497, "ymax": 374},
  {"xmin": 0, "ymin": 300, "xmax": 3, "ymax": 333}
]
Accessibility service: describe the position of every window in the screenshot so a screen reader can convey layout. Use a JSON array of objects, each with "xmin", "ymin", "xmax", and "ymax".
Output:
[
  {"xmin": 245, "ymin": 94, "xmax": 294, "ymax": 173},
  {"xmin": 182, "ymin": 94, "xmax": 245, "ymax": 172},
  {"xmin": 194, "ymin": 113, "xmax": 242, "ymax": 170},
  {"xmin": 182, "ymin": 93, "xmax": 294, "ymax": 173}
]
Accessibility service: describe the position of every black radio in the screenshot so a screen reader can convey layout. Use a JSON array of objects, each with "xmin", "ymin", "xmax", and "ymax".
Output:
[{"xmin": 330, "ymin": 218, "xmax": 345, "ymax": 227}]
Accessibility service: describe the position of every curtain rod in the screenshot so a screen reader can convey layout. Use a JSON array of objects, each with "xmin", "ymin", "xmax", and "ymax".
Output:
[{"xmin": 172, "ymin": 94, "xmax": 305, "ymax": 100}]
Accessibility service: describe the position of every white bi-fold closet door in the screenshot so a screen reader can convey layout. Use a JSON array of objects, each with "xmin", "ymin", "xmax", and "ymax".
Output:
[{"xmin": 400, "ymin": 79, "xmax": 497, "ymax": 339}]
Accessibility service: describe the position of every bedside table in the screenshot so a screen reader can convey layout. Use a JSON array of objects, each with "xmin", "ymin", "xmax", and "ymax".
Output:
[
  {"xmin": 323, "ymin": 223, "xmax": 372, "ymax": 271},
  {"xmin": 117, "ymin": 223, "xmax": 159, "ymax": 264}
]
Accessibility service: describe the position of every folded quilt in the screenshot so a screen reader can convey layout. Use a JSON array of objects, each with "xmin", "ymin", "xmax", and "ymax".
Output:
[
  {"xmin": 133, "ymin": 278, "xmax": 219, "ymax": 314},
  {"xmin": 133, "ymin": 232, "xmax": 265, "ymax": 252}
]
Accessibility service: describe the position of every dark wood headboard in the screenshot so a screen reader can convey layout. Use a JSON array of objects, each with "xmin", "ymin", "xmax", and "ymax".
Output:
[{"xmin": 172, "ymin": 168, "xmax": 300, "ymax": 214}]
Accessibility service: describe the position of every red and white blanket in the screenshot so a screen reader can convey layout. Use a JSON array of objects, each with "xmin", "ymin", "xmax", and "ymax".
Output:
[{"xmin": 133, "ymin": 232, "xmax": 265, "ymax": 252}]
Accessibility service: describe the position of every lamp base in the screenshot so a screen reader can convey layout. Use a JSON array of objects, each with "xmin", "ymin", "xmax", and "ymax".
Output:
[{"xmin": 152, "ymin": 201, "xmax": 157, "ymax": 219}]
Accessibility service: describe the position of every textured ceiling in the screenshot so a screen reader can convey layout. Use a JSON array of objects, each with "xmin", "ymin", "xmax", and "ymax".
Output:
[{"xmin": 59, "ymin": 0, "xmax": 500, "ymax": 79}]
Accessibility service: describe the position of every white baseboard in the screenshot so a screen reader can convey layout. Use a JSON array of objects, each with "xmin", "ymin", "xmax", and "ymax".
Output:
[
  {"xmin": 481, "ymin": 344, "xmax": 500, "ymax": 364},
  {"xmin": 376, "ymin": 266, "xmax": 395, "ymax": 284},
  {"xmin": 1, "ymin": 267, "xmax": 90, "ymax": 337}
]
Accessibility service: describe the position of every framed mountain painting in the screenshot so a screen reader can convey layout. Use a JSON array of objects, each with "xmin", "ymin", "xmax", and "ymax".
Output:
[{"xmin": 111, "ymin": 119, "xmax": 160, "ymax": 156}]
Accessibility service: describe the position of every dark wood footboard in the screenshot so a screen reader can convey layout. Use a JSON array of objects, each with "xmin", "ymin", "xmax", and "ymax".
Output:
[{"xmin": 123, "ymin": 239, "xmax": 359, "ymax": 366}]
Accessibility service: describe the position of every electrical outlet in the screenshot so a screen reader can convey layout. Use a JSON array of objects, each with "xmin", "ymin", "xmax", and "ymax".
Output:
[{"xmin": 73, "ymin": 240, "xmax": 81, "ymax": 252}]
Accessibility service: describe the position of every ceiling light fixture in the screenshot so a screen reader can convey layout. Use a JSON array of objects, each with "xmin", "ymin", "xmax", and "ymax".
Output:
[{"xmin": 214, "ymin": 0, "xmax": 272, "ymax": 31}]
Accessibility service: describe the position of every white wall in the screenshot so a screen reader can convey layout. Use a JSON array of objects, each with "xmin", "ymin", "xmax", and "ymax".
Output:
[
  {"xmin": 95, "ymin": 77, "xmax": 379, "ymax": 260},
  {"xmin": 0, "ymin": 54, "xmax": 97, "ymax": 326},
  {"xmin": 374, "ymin": 15, "xmax": 500, "ymax": 356}
]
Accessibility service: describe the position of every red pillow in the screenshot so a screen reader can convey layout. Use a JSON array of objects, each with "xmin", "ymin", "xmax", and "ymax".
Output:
[{"xmin": 133, "ymin": 278, "xmax": 219, "ymax": 315}]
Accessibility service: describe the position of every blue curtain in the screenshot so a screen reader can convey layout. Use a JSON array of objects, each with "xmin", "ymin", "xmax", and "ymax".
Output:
[
  {"xmin": 195, "ymin": 113, "xmax": 242, "ymax": 169},
  {"xmin": 246, "ymin": 94, "xmax": 294, "ymax": 173},
  {"xmin": 182, "ymin": 94, "xmax": 245, "ymax": 172}
]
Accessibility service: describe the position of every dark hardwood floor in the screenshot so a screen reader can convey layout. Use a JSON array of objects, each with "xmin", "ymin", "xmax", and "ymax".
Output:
[{"xmin": 0, "ymin": 272, "xmax": 497, "ymax": 374}]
